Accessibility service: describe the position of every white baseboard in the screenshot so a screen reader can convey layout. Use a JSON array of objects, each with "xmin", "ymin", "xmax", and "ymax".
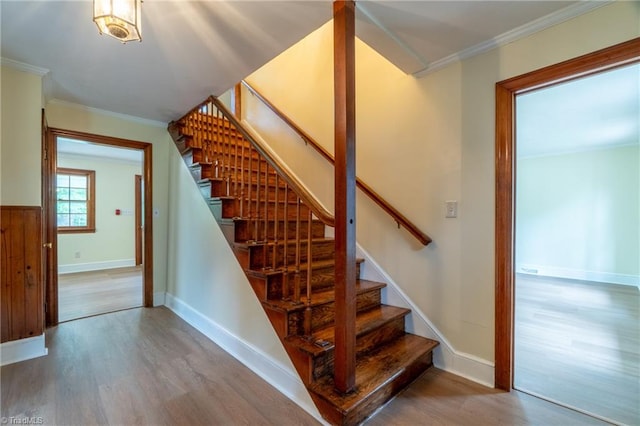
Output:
[
  {"xmin": 357, "ymin": 243, "xmax": 495, "ymax": 387},
  {"xmin": 58, "ymin": 259, "xmax": 136, "ymax": 274},
  {"xmin": 517, "ymin": 263, "xmax": 639, "ymax": 287},
  {"xmin": 163, "ymin": 293, "xmax": 325, "ymax": 424},
  {"xmin": 0, "ymin": 334, "xmax": 48, "ymax": 366}
]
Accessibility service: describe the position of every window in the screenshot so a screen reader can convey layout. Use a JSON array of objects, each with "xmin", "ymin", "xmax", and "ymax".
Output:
[{"xmin": 56, "ymin": 168, "xmax": 95, "ymax": 233}]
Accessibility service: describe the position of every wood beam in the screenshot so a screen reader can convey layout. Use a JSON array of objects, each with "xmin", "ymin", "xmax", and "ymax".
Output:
[{"xmin": 333, "ymin": 0, "xmax": 356, "ymax": 394}]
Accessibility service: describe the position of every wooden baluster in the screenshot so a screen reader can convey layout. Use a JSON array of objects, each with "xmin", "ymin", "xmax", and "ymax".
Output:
[
  {"xmin": 304, "ymin": 206, "xmax": 313, "ymax": 336},
  {"xmin": 282, "ymin": 185, "xmax": 290, "ymax": 301},
  {"xmin": 254, "ymin": 157, "xmax": 261, "ymax": 242},
  {"xmin": 215, "ymin": 110, "xmax": 222, "ymax": 178},
  {"xmin": 224, "ymin": 115, "xmax": 230, "ymax": 196},
  {"xmin": 239, "ymin": 137, "xmax": 245, "ymax": 218},
  {"xmin": 272, "ymin": 175, "xmax": 279, "ymax": 270},
  {"xmin": 293, "ymin": 198, "xmax": 301, "ymax": 303},
  {"xmin": 247, "ymin": 147, "xmax": 253, "ymax": 239},
  {"xmin": 234, "ymin": 133, "xmax": 240, "ymax": 216},
  {"xmin": 262, "ymin": 163, "xmax": 269, "ymax": 268}
]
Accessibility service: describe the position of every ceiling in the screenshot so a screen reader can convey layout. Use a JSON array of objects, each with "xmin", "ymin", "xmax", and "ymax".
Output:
[
  {"xmin": 0, "ymin": 0, "xmax": 608, "ymax": 125},
  {"xmin": 58, "ymin": 137, "xmax": 143, "ymax": 163}
]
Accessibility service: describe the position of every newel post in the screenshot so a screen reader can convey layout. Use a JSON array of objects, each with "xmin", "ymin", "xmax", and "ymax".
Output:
[{"xmin": 333, "ymin": 0, "xmax": 357, "ymax": 394}]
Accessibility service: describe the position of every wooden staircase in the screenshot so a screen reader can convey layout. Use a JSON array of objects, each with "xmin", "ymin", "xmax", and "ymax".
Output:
[{"xmin": 168, "ymin": 97, "xmax": 438, "ymax": 425}]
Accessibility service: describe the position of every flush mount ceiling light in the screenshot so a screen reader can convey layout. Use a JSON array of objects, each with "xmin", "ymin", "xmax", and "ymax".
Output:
[{"xmin": 93, "ymin": 0, "xmax": 142, "ymax": 43}]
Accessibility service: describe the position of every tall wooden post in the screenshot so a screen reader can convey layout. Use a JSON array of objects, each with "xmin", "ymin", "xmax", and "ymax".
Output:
[{"xmin": 333, "ymin": 0, "xmax": 356, "ymax": 394}]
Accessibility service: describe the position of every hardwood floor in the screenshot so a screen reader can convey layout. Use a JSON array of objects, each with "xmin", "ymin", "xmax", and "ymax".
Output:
[
  {"xmin": 1, "ymin": 307, "xmax": 610, "ymax": 426},
  {"xmin": 58, "ymin": 267, "xmax": 143, "ymax": 322},
  {"xmin": 515, "ymin": 274, "xmax": 639, "ymax": 425}
]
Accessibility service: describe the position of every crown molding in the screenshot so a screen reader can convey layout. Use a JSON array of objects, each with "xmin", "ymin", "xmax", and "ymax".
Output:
[
  {"xmin": 413, "ymin": 0, "xmax": 613, "ymax": 78},
  {"xmin": 1, "ymin": 57, "xmax": 49, "ymax": 76},
  {"xmin": 47, "ymin": 99, "xmax": 167, "ymax": 128}
]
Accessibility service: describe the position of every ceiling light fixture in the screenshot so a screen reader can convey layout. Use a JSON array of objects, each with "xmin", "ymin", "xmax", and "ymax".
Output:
[{"xmin": 93, "ymin": 0, "xmax": 142, "ymax": 43}]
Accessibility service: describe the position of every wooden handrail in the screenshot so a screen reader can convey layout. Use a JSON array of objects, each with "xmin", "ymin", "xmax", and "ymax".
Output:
[
  {"xmin": 210, "ymin": 97, "xmax": 335, "ymax": 228},
  {"xmin": 242, "ymin": 80, "xmax": 432, "ymax": 246}
]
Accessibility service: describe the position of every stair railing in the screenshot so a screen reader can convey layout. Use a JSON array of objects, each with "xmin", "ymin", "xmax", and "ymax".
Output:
[
  {"xmin": 171, "ymin": 96, "xmax": 334, "ymax": 337},
  {"xmin": 241, "ymin": 80, "xmax": 432, "ymax": 246}
]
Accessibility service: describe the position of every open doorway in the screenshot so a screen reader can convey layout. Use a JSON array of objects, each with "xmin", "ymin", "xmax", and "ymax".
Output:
[
  {"xmin": 56, "ymin": 138, "xmax": 144, "ymax": 322},
  {"xmin": 494, "ymin": 38, "xmax": 639, "ymax": 425},
  {"xmin": 513, "ymin": 63, "xmax": 639, "ymax": 424},
  {"xmin": 43, "ymin": 128, "xmax": 153, "ymax": 327}
]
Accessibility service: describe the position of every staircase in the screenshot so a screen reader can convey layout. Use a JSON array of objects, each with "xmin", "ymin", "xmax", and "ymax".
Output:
[{"xmin": 168, "ymin": 97, "xmax": 439, "ymax": 426}]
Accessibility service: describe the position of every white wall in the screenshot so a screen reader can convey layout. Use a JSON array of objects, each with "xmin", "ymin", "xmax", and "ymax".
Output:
[
  {"xmin": 57, "ymin": 153, "xmax": 142, "ymax": 272},
  {"xmin": 239, "ymin": 1, "xmax": 639, "ymax": 366},
  {"xmin": 516, "ymin": 145, "xmax": 639, "ymax": 286},
  {"xmin": 46, "ymin": 101, "xmax": 171, "ymax": 294},
  {"xmin": 1, "ymin": 66, "xmax": 43, "ymax": 205}
]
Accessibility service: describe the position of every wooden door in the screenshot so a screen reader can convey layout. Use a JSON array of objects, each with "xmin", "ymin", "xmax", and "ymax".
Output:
[{"xmin": 1, "ymin": 207, "xmax": 44, "ymax": 342}]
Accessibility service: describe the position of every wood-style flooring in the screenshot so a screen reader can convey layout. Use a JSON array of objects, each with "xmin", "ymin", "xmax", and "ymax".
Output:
[
  {"xmin": 58, "ymin": 267, "xmax": 143, "ymax": 322},
  {"xmin": 515, "ymin": 274, "xmax": 639, "ymax": 425},
  {"xmin": 1, "ymin": 307, "xmax": 608, "ymax": 425}
]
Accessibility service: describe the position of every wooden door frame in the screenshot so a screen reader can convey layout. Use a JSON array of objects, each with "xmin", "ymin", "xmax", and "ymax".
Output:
[
  {"xmin": 44, "ymin": 128, "xmax": 154, "ymax": 326},
  {"xmin": 494, "ymin": 37, "xmax": 640, "ymax": 390},
  {"xmin": 135, "ymin": 174, "xmax": 143, "ymax": 266}
]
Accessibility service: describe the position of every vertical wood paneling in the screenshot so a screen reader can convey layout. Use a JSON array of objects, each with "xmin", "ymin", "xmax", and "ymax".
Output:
[{"xmin": 1, "ymin": 206, "xmax": 43, "ymax": 343}]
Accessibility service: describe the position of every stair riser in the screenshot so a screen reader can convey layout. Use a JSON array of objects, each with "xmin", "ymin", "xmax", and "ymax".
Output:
[
  {"xmin": 209, "ymin": 200, "xmax": 314, "ymax": 225},
  {"xmin": 312, "ymin": 318, "xmax": 406, "ymax": 381},
  {"xmin": 233, "ymin": 220, "xmax": 325, "ymax": 243},
  {"xmin": 243, "ymin": 240, "xmax": 335, "ymax": 270},
  {"xmin": 287, "ymin": 289, "xmax": 381, "ymax": 336}
]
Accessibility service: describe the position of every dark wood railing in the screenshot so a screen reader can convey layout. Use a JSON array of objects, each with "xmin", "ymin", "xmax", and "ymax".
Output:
[
  {"xmin": 174, "ymin": 96, "xmax": 334, "ymax": 337},
  {"xmin": 241, "ymin": 80, "xmax": 432, "ymax": 246}
]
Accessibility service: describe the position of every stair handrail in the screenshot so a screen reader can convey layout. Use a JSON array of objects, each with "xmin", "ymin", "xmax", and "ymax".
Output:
[
  {"xmin": 241, "ymin": 80, "xmax": 432, "ymax": 246},
  {"xmin": 209, "ymin": 96, "xmax": 335, "ymax": 228}
]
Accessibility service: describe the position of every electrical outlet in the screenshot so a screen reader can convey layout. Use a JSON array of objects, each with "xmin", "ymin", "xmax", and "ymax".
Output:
[{"xmin": 445, "ymin": 201, "xmax": 458, "ymax": 218}]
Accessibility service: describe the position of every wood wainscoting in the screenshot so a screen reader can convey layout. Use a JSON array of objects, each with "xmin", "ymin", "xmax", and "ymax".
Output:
[{"xmin": 0, "ymin": 206, "xmax": 44, "ymax": 343}]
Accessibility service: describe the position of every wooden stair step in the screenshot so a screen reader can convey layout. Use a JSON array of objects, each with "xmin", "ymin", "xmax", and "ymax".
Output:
[
  {"xmin": 288, "ymin": 305, "xmax": 410, "ymax": 357},
  {"xmin": 263, "ymin": 279, "xmax": 385, "ymax": 313},
  {"xmin": 307, "ymin": 333, "xmax": 439, "ymax": 426}
]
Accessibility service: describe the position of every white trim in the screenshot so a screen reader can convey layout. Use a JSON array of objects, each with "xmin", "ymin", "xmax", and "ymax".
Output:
[
  {"xmin": 164, "ymin": 293, "xmax": 326, "ymax": 425},
  {"xmin": 517, "ymin": 263, "xmax": 639, "ymax": 288},
  {"xmin": 47, "ymin": 99, "xmax": 166, "ymax": 128},
  {"xmin": 153, "ymin": 291, "xmax": 166, "ymax": 307},
  {"xmin": 413, "ymin": 1, "xmax": 612, "ymax": 77},
  {"xmin": 1, "ymin": 57, "xmax": 49, "ymax": 76},
  {"xmin": 0, "ymin": 334, "xmax": 48, "ymax": 366},
  {"xmin": 58, "ymin": 259, "xmax": 136, "ymax": 274},
  {"xmin": 357, "ymin": 243, "xmax": 495, "ymax": 387}
]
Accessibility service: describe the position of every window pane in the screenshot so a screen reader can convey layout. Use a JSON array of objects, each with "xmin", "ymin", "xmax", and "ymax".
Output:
[
  {"xmin": 56, "ymin": 187, "xmax": 70, "ymax": 200},
  {"xmin": 57, "ymin": 214, "xmax": 70, "ymax": 227},
  {"xmin": 69, "ymin": 175, "xmax": 87, "ymax": 188},
  {"xmin": 70, "ymin": 214, "xmax": 87, "ymax": 226},
  {"xmin": 57, "ymin": 175, "xmax": 70, "ymax": 187},
  {"xmin": 70, "ymin": 188, "xmax": 87, "ymax": 201},
  {"xmin": 57, "ymin": 201, "xmax": 70, "ymax": 214},
  {"xmin": 69, "ymin": 202, "xmax": 87, "ymax": 214}
]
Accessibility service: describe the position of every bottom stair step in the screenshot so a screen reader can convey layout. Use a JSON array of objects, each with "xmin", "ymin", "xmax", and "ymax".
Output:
[{"xmin": 307, "ymin": 333, "xmax": 439, "ymax": 426}]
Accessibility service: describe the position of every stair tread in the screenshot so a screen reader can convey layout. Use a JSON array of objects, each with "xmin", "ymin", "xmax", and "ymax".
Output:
[
  {"xmin": 287, "ymin": 305, "xmax": 411, "ymax": 357},
  {"xmin": 263, "ymin": 279, "xmax": 385, "ymax": 313},
  {"xmin": 308, "ymin": 333, "xmax": 439, "ymax": 413}
]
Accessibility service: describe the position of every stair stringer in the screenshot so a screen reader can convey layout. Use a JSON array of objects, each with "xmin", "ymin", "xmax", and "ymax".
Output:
[
  {"xmin": 165, "ymin": 148, "xmax": 326, "ymax": 423},
  {"xmin": 355, "ymin": 242, "xmax": 495, "ymax": 387}
]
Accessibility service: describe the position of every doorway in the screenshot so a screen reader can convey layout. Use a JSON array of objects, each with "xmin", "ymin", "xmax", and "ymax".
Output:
[
  {"xmin": 43, "ymin": 128, "xmax": 153, "ymax": 327},
  {"xmin": 495, "ymin": 37, "xmax": 639, "ymax": 419},
  {"xmin": 55, "ymin": 138, "xmax": 144, "ymax": 322},
  {"xmin": 513, "ymin": 64, "xmax": 639, "ymax": 424}
]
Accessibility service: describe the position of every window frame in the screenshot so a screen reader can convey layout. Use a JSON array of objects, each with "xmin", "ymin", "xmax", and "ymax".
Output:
[{"xmin": 56, "ymin": 167, "xmax": 96, "ymax": 234}]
